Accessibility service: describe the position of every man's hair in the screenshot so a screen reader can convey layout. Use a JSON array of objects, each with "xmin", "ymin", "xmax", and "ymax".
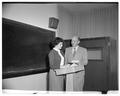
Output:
[{"xmin": 72, "ymin": 36, "xmax": 81, "ymax": 41}]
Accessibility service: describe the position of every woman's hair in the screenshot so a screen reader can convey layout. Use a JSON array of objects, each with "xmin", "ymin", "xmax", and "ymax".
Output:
[{"xmin": 50, "ymin": 37, "xmax": 64, "ymax": 48}]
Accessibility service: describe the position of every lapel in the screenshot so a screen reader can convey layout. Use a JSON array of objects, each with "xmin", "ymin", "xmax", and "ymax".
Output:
[
  {"xmin": 70, "ymin": 47, "xmax": 73, "ymax": 54},
  {"xmin": 60, "ymin": 50, "xmax": 64, "ymax": 57},
  {"xmin": 76, "ymin": 46, "xmax": 82, "ymax": 55},
  {"xmin": 76, "ymin": 46, "xmax": 80, "ymax": 53}
]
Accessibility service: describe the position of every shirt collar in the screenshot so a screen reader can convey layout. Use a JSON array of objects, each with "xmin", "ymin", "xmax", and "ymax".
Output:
[{"xmin": 73, "ymin": 46, "xmax": 79, "ymax": 50}]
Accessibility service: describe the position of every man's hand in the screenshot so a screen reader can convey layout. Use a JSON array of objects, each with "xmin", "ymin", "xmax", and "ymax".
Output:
[{"xmin": 70, "ymin": 63, "xmax": 78, "ymax": 67}]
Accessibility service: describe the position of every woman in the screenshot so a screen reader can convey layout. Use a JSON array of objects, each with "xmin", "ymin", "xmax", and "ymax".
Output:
[{"xmin": 48, "ymin": 37, "xmax": 64, "ymax": 91}]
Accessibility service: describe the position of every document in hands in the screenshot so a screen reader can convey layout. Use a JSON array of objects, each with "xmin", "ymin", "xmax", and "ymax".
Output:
[
  {"xmin": 55, "ymin": 64, "xmax": 84, "ymax": 76},
  {"xmin": 71, "ymin": 60, "xmax": 79, "ymax": 64}
]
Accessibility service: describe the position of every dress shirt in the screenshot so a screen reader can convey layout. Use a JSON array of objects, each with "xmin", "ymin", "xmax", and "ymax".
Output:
[{"xmin": 72, "ymin": 46, "xmax": 79, "ymax": 54}]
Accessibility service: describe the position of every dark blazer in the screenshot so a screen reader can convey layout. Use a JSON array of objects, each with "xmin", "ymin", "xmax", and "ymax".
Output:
[{"xmin": 49, "ymin": 49, "xmax": 64, "ymax": 69}]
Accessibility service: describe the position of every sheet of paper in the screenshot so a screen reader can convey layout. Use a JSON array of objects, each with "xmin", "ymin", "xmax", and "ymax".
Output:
[{"xmin": 55, "ymin": 65, "xmax": 84, "ymax": 75}]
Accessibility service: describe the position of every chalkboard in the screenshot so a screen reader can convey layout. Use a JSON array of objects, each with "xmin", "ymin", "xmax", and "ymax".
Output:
[{"xmin": 2, "ymin": 18, "xmax": 55, "ymax": 78}]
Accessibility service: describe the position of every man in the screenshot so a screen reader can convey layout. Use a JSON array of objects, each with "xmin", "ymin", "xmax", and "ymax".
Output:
[{"xmin": 65, "ymin": 36, "xmax": 88, "ymax": 91}]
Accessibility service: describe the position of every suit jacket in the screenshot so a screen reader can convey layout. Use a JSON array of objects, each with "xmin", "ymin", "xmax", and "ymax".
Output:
[
  {"xmin": 65, "ymin": 46, "xmax": 88, "ymax": 67},
  {"xmin": 49, "ymin": 49, "xmax": 64, "ymax": 69}
]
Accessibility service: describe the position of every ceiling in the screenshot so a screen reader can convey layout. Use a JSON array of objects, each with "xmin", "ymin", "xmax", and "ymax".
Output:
[{"xmin": 59, "ymin": 3, "xmax": 116, "ymax": 13}]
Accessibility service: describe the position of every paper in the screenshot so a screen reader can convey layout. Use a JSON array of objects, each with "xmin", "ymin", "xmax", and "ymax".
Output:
[{"xmin": 55, "ymin": 65, "xmax": 84, "ymax": 76}]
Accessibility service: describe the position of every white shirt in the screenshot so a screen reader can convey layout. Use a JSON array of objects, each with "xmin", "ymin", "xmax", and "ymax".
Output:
[
  {"xmin": 71, "ymin": 46, "xmax": 79, "ymax": 66},
  {"xmin": 53, "ymin": 48, "xmax": 64, "ymax": 66}
]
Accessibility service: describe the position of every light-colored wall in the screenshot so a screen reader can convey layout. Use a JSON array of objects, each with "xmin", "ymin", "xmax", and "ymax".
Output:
[
  {"xmin": 2, "ymin": 73, "xmax": 47, "ymax": 91},
  {"xmin": 2, "ymin": 3, "xmax": 58, "ymax": 33},
  {"xmin": 57, "ymin": 5, "xmax": 74, "ymax": 39},
  {"xmin": 73, "ymin": 5, "xmax": 118, "ymax": 41},
  {"xmin": 2, "ymin": 3, "xmax": 58, "ymax": 91},
  {"xmin": 57, "ymin": 5, "xmax": 118, "ymax": 41}
]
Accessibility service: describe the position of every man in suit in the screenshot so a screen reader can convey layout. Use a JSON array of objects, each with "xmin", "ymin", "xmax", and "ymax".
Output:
[{"xmin": 65, "ymin": 36, "xmax": 88, "ymax": 91}]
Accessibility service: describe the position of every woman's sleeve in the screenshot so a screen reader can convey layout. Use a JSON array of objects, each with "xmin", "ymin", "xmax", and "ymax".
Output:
[{"xmin": 48, "ymin": 51, "xmax": 54, "ymax": 69}]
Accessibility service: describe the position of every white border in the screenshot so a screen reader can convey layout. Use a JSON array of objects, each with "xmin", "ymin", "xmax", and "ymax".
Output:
[{"xmin": 1, "ymin": 1, "xmax": 119, "ymax": 96}]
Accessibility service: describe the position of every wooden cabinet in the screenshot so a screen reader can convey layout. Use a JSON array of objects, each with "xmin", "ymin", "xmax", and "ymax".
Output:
[{"xmin": 64, "ymin": 37, "xmax": 118, "ymax": 93}]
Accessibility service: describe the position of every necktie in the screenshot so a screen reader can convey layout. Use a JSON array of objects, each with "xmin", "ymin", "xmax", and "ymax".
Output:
[{"xmin": 73, "ymin": 48, "xmax": 76, "ymax": 57}]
